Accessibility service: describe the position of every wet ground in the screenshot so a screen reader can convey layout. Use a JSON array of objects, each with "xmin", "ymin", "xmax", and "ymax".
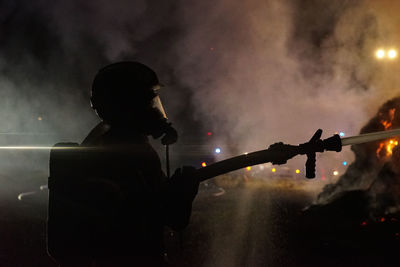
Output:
[{"xmin": 0, "ymin": 172, "xmax": 399, "ymax": 266}]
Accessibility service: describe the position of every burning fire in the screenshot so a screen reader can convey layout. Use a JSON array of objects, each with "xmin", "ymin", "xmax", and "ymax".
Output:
[
  {"xmin": 377, "ymin": 108, "xmax": 398, "ymax": 158},
  {"xmin": 380, "ymin": 108, "xmax": 396, "ymax": 130},
  {"xmin": 376, "ymin": 139, "xmax": 399, "ymax": 158}
]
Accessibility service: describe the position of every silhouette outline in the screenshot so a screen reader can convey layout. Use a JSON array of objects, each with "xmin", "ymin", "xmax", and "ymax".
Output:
[{"xmin": 47, "ymin": 61, "xmax": 199, "ymax": 267}]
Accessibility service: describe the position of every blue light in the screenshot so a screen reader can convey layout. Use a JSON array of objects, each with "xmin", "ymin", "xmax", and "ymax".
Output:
[
  {"xmin": 339, "ymin": 132, "xmax": 345, "ymax": 137},
  {"xmin": 215, "ymin": 148, "xmax": 221, "ymax": 154},
  {"xmin": 343, "ymin": 161, "xmax": 347, "ymax": 166}
]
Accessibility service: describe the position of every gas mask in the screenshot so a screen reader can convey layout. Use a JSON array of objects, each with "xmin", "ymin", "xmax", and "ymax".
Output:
[
  {"xmin": 151, "ymin": 95, "xmax": 167, "ymax": 120},
  {"xmin": 147, "ymin": 93, "xmax": 178, "ymax": 145}
]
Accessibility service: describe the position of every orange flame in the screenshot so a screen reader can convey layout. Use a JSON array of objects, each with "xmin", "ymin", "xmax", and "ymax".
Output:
[
  {"xmin": 381, "ymin": 120, "xmax": 392, "ymax": 130},
  {"xmin": 376, "ymin": 108, "xmax": 397, "ymax": 158},
  {"xmin": 380, "ymin": 108, "xmax": 396, "ymax": 130},
  {"xmin": 376, "ymin": 139, "xmax": 398, "ymax": 158}
]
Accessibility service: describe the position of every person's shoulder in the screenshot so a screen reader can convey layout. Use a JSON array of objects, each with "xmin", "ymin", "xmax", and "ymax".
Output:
[{"xmin": 81, "ymin": 122, "xmax": 110, "ymax": 146}]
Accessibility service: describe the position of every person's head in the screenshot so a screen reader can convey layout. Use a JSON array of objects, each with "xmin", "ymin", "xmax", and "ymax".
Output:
[{"xmin": 91, "ymin": 61, "xmax": 175, "ymax": 141}]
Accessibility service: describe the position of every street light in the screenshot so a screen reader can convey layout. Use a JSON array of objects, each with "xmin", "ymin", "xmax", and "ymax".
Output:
[
  {"xmin": 375, "ymin": 48, "xmax": 397, "ymax": 60},
  {"xmin": 376, "ymin": 49, "xmax": 385, "ymax": 59},
  {"xmin": 388, "ymin": 49, "xmax": 397, "ymax": 59}
]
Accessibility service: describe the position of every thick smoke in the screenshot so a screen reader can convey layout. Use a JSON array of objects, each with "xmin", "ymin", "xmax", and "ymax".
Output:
[
  {"xmin": 0, "ymin": 1, "xmax": 399, "ymax": 178},
  {"xmin": 318, "ymin": 97, "xmax": 400, "ymax": 205},
  {"xmin": 0, "ymin": 0, "xmax": 180, "ymax": 171},
  {"xmin": 2, "ymin": 1, "xmax": 400, "ymax": 266},
  {"xmin": 170, "ymin": 0, "xmax": 400, "ymax": 179}
]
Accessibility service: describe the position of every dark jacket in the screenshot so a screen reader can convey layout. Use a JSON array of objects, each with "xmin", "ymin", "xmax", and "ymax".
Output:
[{"xmin": 48, "ymin": 122, "xmax": 194, "ymax": 266}]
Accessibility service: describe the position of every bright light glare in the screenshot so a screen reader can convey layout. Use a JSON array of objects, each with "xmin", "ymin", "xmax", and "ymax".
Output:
[
  {"xmin": 18, "ymin": 192, "xmax": 36, "ymax": 201},
  {"xmin": 333, "ymin": 170, "xmax": 339, "ymax": 176},
  {"xmin": 343, "ymin": 161, "xmax": 347, "ymax": 166},
  {"xmin": 215, "ymin": 148, "xmax": 221, "ymax": 154},
  {"xmin": 388, "ymin": 49, "xmax": 397, "ymax": 59},
  {"xmin": 246, "ymin": 166, "xmax": 251, "ymax": 171},
  {"xmin": 201, "ymin": 162, "xmax": 207, "ymax": 167},
  {"xmin": 295, "ymin": 169, "xmax": 300, "ymax": 174},
  {"xmin": 272, "ymin": 168, "xmax": 276, "ymax": 173},
  {"xmin": 0, "ymin": 146, "xmax": 81, "ymax": 150},
  {"xmin": 376, "ymin": 49, "xmax": 385, "ymax": 59},
  {"xmin": 339, "ymin": 132, "xmax": 345, "ymax": 137}
]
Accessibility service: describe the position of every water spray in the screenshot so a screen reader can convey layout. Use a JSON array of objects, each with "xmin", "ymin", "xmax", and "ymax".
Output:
[{"xmin": 340, "ymin": 128, "xmax": 400, "ymax": 146}]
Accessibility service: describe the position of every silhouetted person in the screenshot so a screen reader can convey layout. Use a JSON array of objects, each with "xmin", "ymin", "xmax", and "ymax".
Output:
[{"xmin": 47, "ymin": 62, "xmax": 199, "ymax": 267}]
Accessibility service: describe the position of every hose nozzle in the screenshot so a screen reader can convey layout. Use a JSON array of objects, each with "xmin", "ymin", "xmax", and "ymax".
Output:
[{"xmin": 299, "ymin": 129, "xmax": 342, "ymax": 178}]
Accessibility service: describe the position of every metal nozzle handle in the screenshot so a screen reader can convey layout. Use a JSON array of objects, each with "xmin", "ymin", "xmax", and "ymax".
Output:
[{"xmin": 301, "ymin": 130, "xmax": 342, "ymax": 178}]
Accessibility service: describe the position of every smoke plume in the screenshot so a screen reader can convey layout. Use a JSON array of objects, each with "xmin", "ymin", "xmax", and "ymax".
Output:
[
  {"xmin": 318, "ymin": 97, "xmax": 400, "ymax": 210},
  {"xmin": 0, "ymin": 0, "xmax": 400, "ymax": 178}
]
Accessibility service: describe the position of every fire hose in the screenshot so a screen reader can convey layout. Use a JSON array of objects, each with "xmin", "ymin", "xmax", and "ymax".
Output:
[
  {"xmin": 2, "ymin": 128, "xmax": 400, "ymax": 181},
  {"xmin": 195, "ymin": 128, "xmax": 400, "ymax": 181}
]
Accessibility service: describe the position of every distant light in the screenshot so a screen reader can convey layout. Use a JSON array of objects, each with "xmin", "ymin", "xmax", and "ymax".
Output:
[
  {"xmin": 333, "ymin": 170, "xmax": 339, "ymax": 176},
  {"xmin": 246, "ymin": 166, "xmax": 251, "ymax": 171},
  {"xmin": 40, "ymin": 185, "xmax": 48, "ymax": 190},
  {"xmin": 339, "ymin": 132, "xmax": 345, "ymax": 137},
  {"xmin": 215, "ymin": 148, "xmax": 221, "ymax": 154},
  {"xmin": 272, "ymin": 168, "xmax": 276, "ymax": 173},
  {"xmin": 17, "ymin": 191, "xmax": 36, "ymax": 201},
  {"xmin": 38, "ymin": 117, "xmax": 43, "ymax": 121},
  {"xmin": 343, "ymin": 161, "xmax": 348, "ymax": 166},
  {"xmin": 201, "ymin": 162, "xmax": 207, "ymax": 167},
  {"xmin": 207, "ymin": 132, "xmax": 212, "ymax": 136},
  {"xmin": 295, "ymin": 169, "xmax": 300, "ymax": 174},
  {"xmin": 376, "ymin": 49, "xmax": 385, "ymax": 59},
  {"xmin": 388, "ymin": 49, "xmax": 397, "ymax": 59}
]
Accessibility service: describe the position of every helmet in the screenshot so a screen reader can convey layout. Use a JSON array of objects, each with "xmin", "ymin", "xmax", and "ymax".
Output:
[
  {"xmin": 90, "ymin": 61, "xmax": 177, "ymax": 144},
  {"xmin": 91, "ymin": 61, "xmax": 165, "ymax": 125}
]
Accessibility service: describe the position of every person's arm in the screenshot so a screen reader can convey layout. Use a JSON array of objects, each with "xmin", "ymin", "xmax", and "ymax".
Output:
[{"xmin": 162, "ymin": 166, "xmax": 199, "ymax": 231}]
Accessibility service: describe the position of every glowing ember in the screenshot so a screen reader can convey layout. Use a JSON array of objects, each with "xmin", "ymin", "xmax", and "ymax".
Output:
[
  {"xmin": 380, "ymin": 108, "xmax": 395, "ymax": 130},
  {"xmin": 381, "ymin": 120, "xmax": 392, "ymax": 130}
]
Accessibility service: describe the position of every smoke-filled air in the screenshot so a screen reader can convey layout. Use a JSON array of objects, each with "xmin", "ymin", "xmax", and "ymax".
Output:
[
  {"xmin": 1, "ymin": 0, "xmax": 400, "ymax": 174},
  {"xmin": 3, "ymin": 0, "xmax": 400, "ymax": 266}
]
